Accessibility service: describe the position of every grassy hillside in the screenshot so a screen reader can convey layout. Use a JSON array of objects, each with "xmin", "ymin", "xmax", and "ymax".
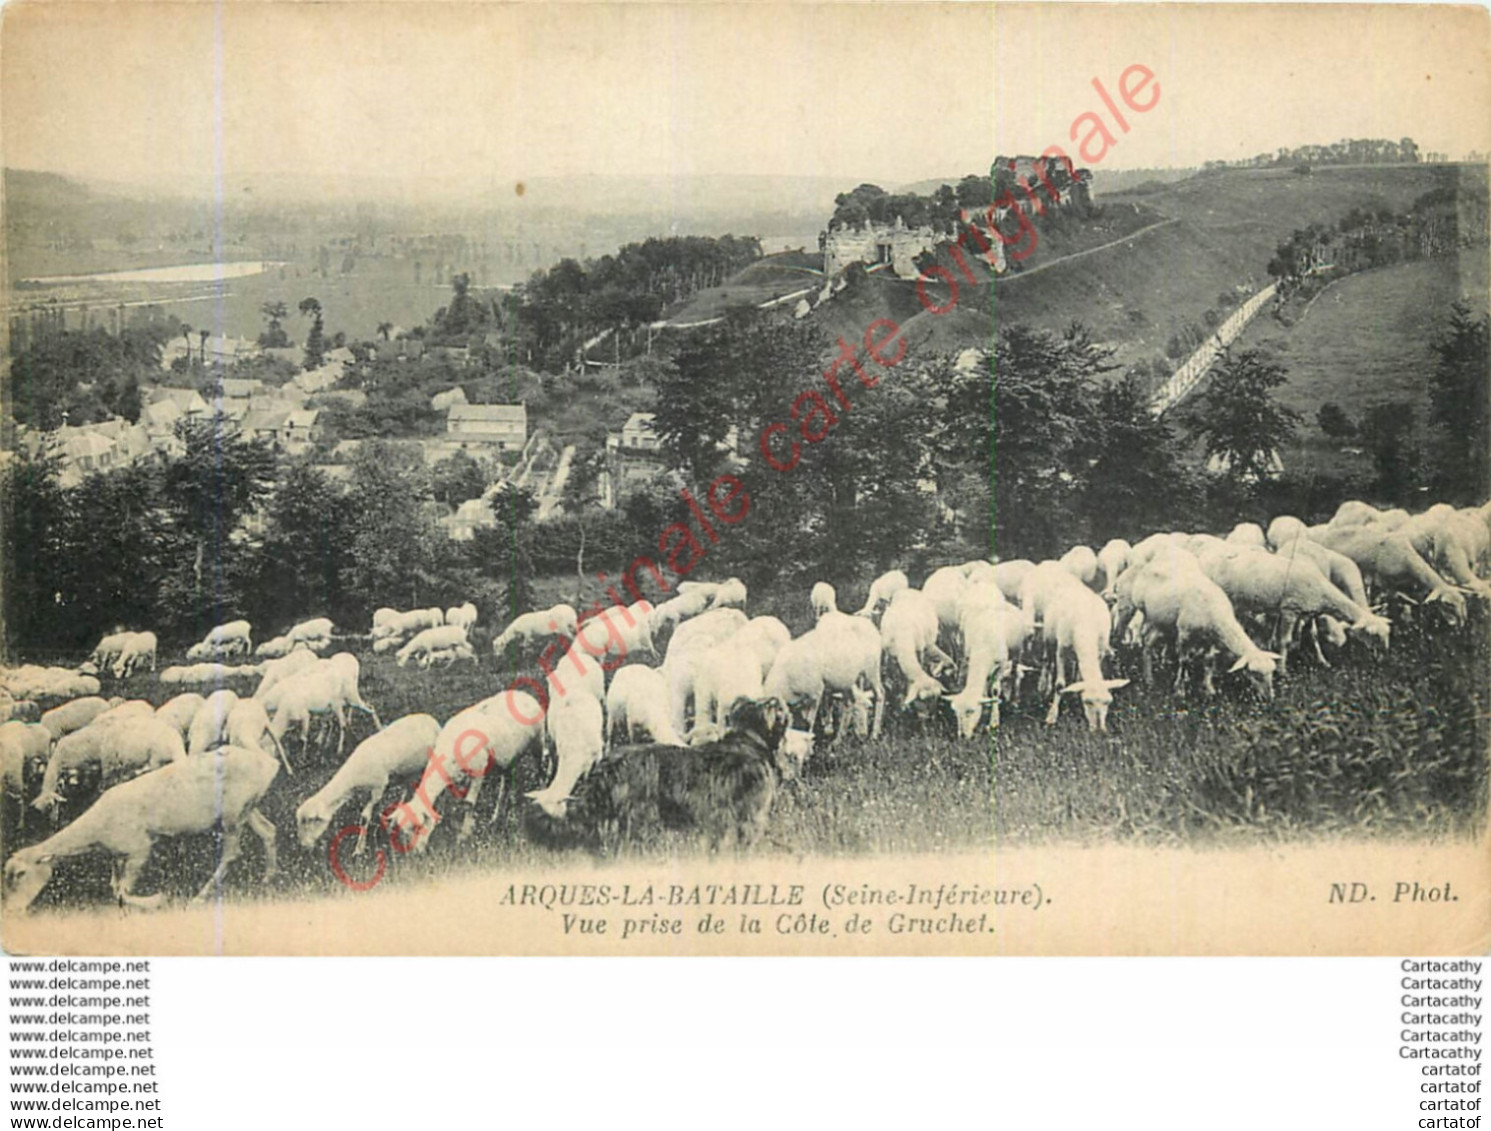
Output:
[{"xmin": 1229, "ymin": 248, "xmax": 1490, "ymax": 479}]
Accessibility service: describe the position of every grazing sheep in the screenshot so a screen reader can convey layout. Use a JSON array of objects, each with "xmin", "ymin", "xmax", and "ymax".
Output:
[
  {"xmin": 1058, "ymin": 545, "xmax": 1100, "ymax": 589},
  {"xmin": 32, "ymin": 715, "xmax": 187, "ymax": 815},
  {"xmin": 1019, "ymin": 567, "xmax": 1128, "ymax": 730},
  {"xmin": 295, "ymin": 713, "xmax": 443, "ymax": 852},
  {"xmin": 1265, "ymin": 515, "xmax": 1309, "ymax": 551},
  {"xmin": 1311, "ymin": 525, "xmax": 1470, "ymax": 625},
  {"xmin": 572, "ymin": 600, "xmax": 657, "ymax": 670},
  {"xmin": 186, "ymin": 690, "xmax": 240, "ymax": 756},
  {"xmin": 1113, "ymin": 552, "xmax": 1279, "ymax": 699},
  {"xmin": 605, "ymin": 666, "xmax": 684, "ymax": 749},
  {"xmin": 1095, "ymin": 540, "xmax": 1132, "ymax": 600},
  {"xmin": 1, "ymin": 667, "xmax": 101, "ymax": 701},
  {"xmin": 855, "ymin": 569, "xmax": 909, "ymax": 620},
  {"xmin": 649, "ymin": 588, "xmax": 716, "ymax": 642},
  {"xmin": 662, "ymin": 609, "xmax": 750, "ymax": 735},
  {"xmin": 112, "ymin": 632, "xmax": 157, "ymax": 679},
  {"xmin": 880, "ymin": 589, "xmax": 954, "ymax": 712},
  {"xmin": 155, "ymin": 693, "xmax": 205, "ymax": 739},
  {"xmin": 419, "ymin": 641, "xmax": 480, "ymax": 668},
  {"xmin": 254, "ymin": 635, "xmax": 298, "ymax": 660},
  {"xmin": 1226, "ymin": 522, "xmax": 1267, "ymax": 549},
  {"xmin": 922, "ymin": 566, "xmax": 971, "ymax": 644},
  {"xmin": 89, "ymin": 632, "xmax": 132, "ymax": 674},
  {"xmin": 39, "ymin": 697, "xmax": 111, "ymax": 744},
  {"xmin": 186, "ymin": 619, "xmax": 253, "ymax": 661},
  {"xmin": 1400, "ymin": 508, "xmax": 1491, "ymax": 599},
  {"xmin": 490, "ymin": 603, "xmax": 579, "ymax": 655},
  {"xmin": 810, "ymin": 581, "xmax": 838, "ymax": 621},
  {"xmin": 764, "ymin": 612, "xmax": 885, "ymax": 740},
  {"xmin": 253, "ymin": 648, "xmax": 322, "ymax": 701},
  {"xmin": 287, "ymin": 617, "xmax": 334, "ymax": 647},
  {"xmin": 159, "ymin": 662, "xmax": 261, "ymax": 687},
  {"xmin": 945, "ymin": 583, "xmax": 1013, "ymax": 738},
  {"xmin": 224, "ymin": 698, "xmax": 291, "ymax": 774},
  {"xmin": 1269, "ymin": 535, "xmax": 1390, "ymax": 660},
  {"xmin": 390, "ymin": 692, "xmax": 545, "ymax": 848},
  {"xmin": 91, "ymin": 699, "xmax": 155, "ymax": 728},
  {"xmin": 5, "ymin": 745, "xmax": 279, "ymax": 912},
  {"xmin": 268, "ymin": 654, "xmax": 381, "ymax": 760},
  {"xmin": 1, "ymin": 722, "xmax": 52, "ymax": 838},
  {"xmin": 527, "ymin": 689, "xmax": 606, "ymax": 818},
  {"xmin": 445, "ymin": 602, "xmax": 479, "ymax": 634},
  {"xmin": 692, "ymin": 640, "xmax": 768, "ymax": 735},
  {"xmin": 396, "ymin": 625, "xmax": 471, "ymax": 668},
  {"xmin": 993, "ymin": 560, "xmax": 1036, "ymax": 605}
]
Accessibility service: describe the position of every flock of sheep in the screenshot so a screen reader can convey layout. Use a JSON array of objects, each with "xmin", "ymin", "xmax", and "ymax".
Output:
[{"xmin": 1, "ymin": 493, "xmax": 1487, "ymax": 912}]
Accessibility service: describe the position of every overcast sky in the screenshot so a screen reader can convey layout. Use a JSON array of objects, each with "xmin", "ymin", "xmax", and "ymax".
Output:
[{"xmin": 3, "ymin": 2, "xmax": 1487, "ymax": 197}]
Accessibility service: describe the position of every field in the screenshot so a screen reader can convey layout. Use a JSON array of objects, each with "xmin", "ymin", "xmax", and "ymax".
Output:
[
  {"xmin": 5, "ymin": 583, "xmax": 1486, "ymax": 921},
  {"xmin": 1228, "ymin": 248, "xmax": 1491, "ymax": 479}
]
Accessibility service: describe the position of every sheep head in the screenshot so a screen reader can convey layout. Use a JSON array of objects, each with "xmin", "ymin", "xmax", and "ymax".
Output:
[
  {"xmin": 4, "ymin": 849, "xmax": 54, "ymax": 914},
  {"xmin": 1060, "ymin": 678, "xmax": 1129, "ymax": 732},
  {"xmin": 1229, "ymin": 651, "xmax": 1280, "ymax": 699}
]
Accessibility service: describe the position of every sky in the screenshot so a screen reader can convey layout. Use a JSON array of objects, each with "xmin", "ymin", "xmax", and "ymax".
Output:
[{"xmin": 2, "ymin": 2, "xmax": 1488, "ymax": 198}]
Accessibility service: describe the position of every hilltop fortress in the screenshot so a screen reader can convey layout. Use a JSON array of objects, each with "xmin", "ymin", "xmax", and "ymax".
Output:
[{"xmin": 820, "ymin": 156, "xmax": 1093, "ymax": 280}]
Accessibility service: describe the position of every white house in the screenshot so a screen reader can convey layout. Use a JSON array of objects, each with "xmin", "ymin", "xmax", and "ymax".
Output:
[{"xmin": 446, "ymin": 403, "xmax": 527, "ymax": 452}]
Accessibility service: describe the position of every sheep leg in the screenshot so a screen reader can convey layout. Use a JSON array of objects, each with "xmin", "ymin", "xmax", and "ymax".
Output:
[
  {"xmin": 1307, "ymin": 619, "xmax": 1331, "ymax": 669},
  {"xmin": 245, "ymin": 809, "xmax": 278, "ymax": 881},
  {"xmin": 487, "ymin": 771, "xmax": 509, "ymax": 827},
  {"xmin": 1273, "ymin": 612, "xmax": 1296, "ymax": 677},
  {"xmin": 334, "ymin": 704, "xmax": 348, "ymax": 759},
  {"xmin": 192, "ymin": 824, "xmax": 245, "ymax": 904},
  {"xmin": 459, "ymin": 772, "xmax": 487, "ymax": 841},
  {"xmin": 866, "ymin": 669, "xmax": 885, "ymax": 740},
  {"xmin": 1044, "ymin": 648, "xmax": 1066, "ymax": 726},
  {"xmin": 267, "ymin": 727, "xmax": 293, "ymax": 776},
  {"xmin": 113, "ymin": 852, "xmax": 163, "ymax": 911}
]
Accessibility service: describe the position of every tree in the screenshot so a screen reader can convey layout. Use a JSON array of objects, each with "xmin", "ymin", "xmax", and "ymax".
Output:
[
  {"xmin": 259, "ymin": 301, "xmax": 290, "ymax": 348},
  {"xmin": 1317, "ymin": 402, "xmax": 1357, "ymax": 441},
  {"xmin": 1184, "ymin": 347, "xmax": 1302, "ymax": 486},
  {"xmin": 156, "ymin": 415, "xmax": 277, "ymax": 635},
  {"xmin": 300, "ymin": 297, "xmax": 326, "ymax": 369},
  {"xmin": 251, "ymin": 463, "xmax": 356, "ymax": 627},
  {"xmin": 339, "ymin": 441, "xmax": 439, "ymax": 612},
  {"xmin": 1427, "ymin": 302, "xmax": 1491, "ymax": 501},
  {"xmin": 1359, "ymin": 402, "xmax": 1420, "ymax": 502},
  {"xmin": 376, "ymin": 321, "xmax": 394, "ymax": 342}
]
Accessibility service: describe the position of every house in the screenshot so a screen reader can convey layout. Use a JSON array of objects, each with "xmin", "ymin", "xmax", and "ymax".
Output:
[
  {"xmin": 219, "ymin": 378, "xmax": 264, "ymax": 402},
  {"xmin": 620, "ymin": 411, "xmax": 660, "ymax": 451},
  {"xmin": 240, "ymin": 408, "xmax": 319, "ymax": 454},
  {"xmin": 149, "ymin": 387, "xmax": 210, "ymax": 417},
  {"xmin": 446, "ymin": 403, "xmax": 527, "ymax": 452},
  {"xmin": 293, "ymin": 361, "xmax": 345, "ymax": 394}
]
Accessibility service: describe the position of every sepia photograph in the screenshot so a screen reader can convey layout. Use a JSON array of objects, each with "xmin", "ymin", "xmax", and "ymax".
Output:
[{"xmin": 0, "ymin": 1, "xmax": 1487, "ymax": 956}]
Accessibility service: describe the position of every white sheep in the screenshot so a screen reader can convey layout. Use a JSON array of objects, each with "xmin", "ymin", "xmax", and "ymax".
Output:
[
  {"xmin": 648, "ymin": 588, "xmax": 716, "ymax": 641},
  {"xmin": 661, "ymin": 608, "xmax": 750, "ymax": 735},
  {"xmin": 1058, "ymin": 545, "xmax": 1100, "ymax": 589},
  {"xmin": 490, "ymin": 603, "xmax": 579, "ymax": 655},
  {"xmin": 268, "ymin": 653, "xmax": 381, "ymax": 758},
  {"xmin": 945, "ymin": 583, "xmax": 1013, "ymax": 738},
  {"xmin": 1311, "ymin": 525, "xmax": 1471, "ymax": 625},
  {"xmin": 1265, "ymin": 515, "xmax": 1309, "ymax": 550},
  {"xmin": 186, "ymin": 619, "xmax": 253, "ymax": 661},
  {"xmin": 527, "ymin": 689, "xmax": 605, "ymax": 818},
  {"xmin": 445, "ymin": 602, "xmax": 479, "ymax": 634},
  {"xmin": 1, "ymin": 722, "xmax": 51, "ymax": 836},
  {"xmin": 1113, "ymin": 552, "xmax": 1279, "ymax": 699},
  {"xmin": 1226, "ymin": 522, "xmax": 1268, "ymax": 548},
  {"xmin": 855, "ymin": 568, "xmax": 909, "ymax": 619},
  {"xmin": 1, "ymin": 667, "xmax": 101, "ymax": 701},
  {"xmin": 253, "ymin": 648, "xmax": 323, "ymax": 701},
  {"xmin": 1032, "ymin": 571, "xmax": 1128, "ymax": 731},
  {"xmin": 32, "ymin": 715, "xmax": 186, "ymax": 815},
  {"xmin": 187, "ymin": 689, "xmax": 240, "ymax": 756},
  {"xmin": 993, "ymin": 560, "xmax": 1035, "ymax": 605},
  {"xmin": 39, "ymin": 696, "xmax": 111, "ymax": 743},
  {"xmin": 154, "ymin": 693, "xmax": 205, "ymax": 738},
  {"xmin": 571, "ymin": 600, "xmax": 657, "ymax": 670},
  {"xmin": 763, "ymin": 612, "xmax": 885, "ymax": 741},
  {"xmin": 605, "ymin": 665, "xmax": 684, "ymax": 749},
  {"xmin": 5, "ymin": 744, "xmax": 279, "ymax": 912},
  {"xmin": 112, "ymin": 632, "xmax": 157, "ymax": 679},
  {"xmin": 224, "ymin": 698, "xmax": 291, "ymax": 774},
  {"xmin": 922, "ymin": 566, "xmax": 971, "ymax": 643},
  {"xmin": 295, "ymin": 713, "xmax": 443, "ymax": 852},
  {"xmin": 89, "ymin": 632, "xmax": 132, "ymax": 673},
  {"xmin": 91, "ymin": 699, "xmax": 154, "ymax": 728},
  {"xmin": 288, "ymin": 617, "xmax": 334, "ymax": 647},
  {"xmin": 396, "ymin": 625, "xmax": 470, "ymax": 668},
  {"xmin": 1095, "ymin": 540, "xmax": 1132, "ymax": 600},
  {"xmin": 255, "ymin": 635, "xmax": 303, "ymax": 659},
  {"xmin": 419, "ymin": 642, "xmax": 480, "ymax": 669},
  {"xmin": 810, "ymin": 581, "xmax": 839, "ymax": 621},
  {"xmin": 391, "ymin": 692, "xmax": 545, "ymax": 848}
]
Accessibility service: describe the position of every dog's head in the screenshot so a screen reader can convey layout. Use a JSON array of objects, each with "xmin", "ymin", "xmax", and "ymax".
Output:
[{"xmin": 724, "ymin": 695, "xmax": 791, "ymax": 755}]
